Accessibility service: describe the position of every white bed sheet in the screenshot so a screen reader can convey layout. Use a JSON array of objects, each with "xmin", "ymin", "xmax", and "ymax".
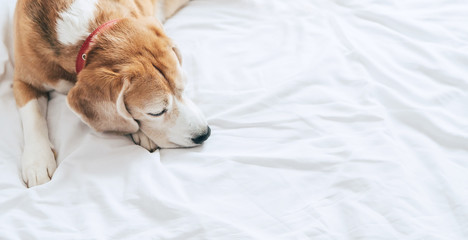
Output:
[{"xmin": 1, "ymin": 0, "xmax": 468, "ymax": 239}]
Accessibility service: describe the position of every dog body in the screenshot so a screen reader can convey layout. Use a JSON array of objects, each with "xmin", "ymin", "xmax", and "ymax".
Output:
[{"xmin": 14, "ymin": 0, "xmax": 210, "ymax": 187}]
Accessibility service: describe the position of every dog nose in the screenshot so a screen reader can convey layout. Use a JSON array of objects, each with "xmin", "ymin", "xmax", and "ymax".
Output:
[{"xmin": 192, "ymin": 126, "xmax": 211, "ymax": 144}]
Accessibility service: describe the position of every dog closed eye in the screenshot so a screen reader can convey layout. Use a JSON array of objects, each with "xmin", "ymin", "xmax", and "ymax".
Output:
[{"xmin": 147, "ymin": 108, "xmax": 167, "ymax": 117}]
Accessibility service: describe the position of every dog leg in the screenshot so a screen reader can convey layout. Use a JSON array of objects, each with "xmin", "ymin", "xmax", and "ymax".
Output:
[
  {"xmin": 13, "ymin": 80, "xmax": 57, "ymax": 187},
  {"xmin": 131, "ymin": 130, "xmax": 158, "ymax": 152}
]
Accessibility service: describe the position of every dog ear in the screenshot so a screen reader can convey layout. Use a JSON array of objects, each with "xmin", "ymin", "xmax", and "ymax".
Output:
[{"xmin": 67, "ymin": 68, "xmax": 139, "ymax": 134}]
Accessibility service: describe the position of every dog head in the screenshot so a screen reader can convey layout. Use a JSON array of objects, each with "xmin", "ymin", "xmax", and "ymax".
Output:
[{"xmin": 67, "ymin": 17, "xmax": 210, "ymax": 148}]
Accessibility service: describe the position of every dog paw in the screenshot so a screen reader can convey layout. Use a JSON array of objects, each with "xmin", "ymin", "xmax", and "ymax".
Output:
[
  {"xmin": 131, "ymin": 131, "xmax": 158, "ymax": 152},
  {"xmin": 21, "ymin": 146, "xmax": 57, "ymax": 188}
]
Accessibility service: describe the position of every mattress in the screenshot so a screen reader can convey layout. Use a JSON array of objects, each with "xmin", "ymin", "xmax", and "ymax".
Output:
[{"xmin": 1, "ymin": 0, "xmax": 468, "ymax": 239}]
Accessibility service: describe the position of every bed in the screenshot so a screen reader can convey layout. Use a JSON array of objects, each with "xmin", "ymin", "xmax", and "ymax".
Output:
[{"xmin": 1, "ymin": 0, "xmax": 467, "ymax": 239}]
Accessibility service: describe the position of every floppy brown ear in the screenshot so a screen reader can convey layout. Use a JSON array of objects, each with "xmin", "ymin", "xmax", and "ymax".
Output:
[{"xmin": 67, "ymin": 69, "xmax": 139, "ymax": 134}]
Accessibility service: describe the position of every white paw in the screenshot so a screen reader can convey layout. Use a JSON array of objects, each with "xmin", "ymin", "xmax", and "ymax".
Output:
[
  {"xmin": 21, "ymin": 146, "xmax": 57, "ymax": 188},
  {"xmin": 131, "ymin": 131, "xmax": 158, "ymax": 152}
]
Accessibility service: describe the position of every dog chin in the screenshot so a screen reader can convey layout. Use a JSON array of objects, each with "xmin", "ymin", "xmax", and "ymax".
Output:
[{"xmin": 155, "ymin": 139, "xmax": 200, "ymax": 149}]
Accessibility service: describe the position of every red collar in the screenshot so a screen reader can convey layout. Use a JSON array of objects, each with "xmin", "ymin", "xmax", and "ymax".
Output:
[{"xmin": 75, "ymin": 19, "xmax": 121, "ymax": 74}]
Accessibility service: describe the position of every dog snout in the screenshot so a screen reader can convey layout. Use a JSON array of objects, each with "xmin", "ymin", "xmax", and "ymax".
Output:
[{"xmin": 191, "ymin": 126, "xmax": 211, "ymax": 144}]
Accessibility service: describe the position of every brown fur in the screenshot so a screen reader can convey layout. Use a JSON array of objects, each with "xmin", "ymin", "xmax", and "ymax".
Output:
[
  {"xmin": 68, "ymin": 17, "xmax": 184, "ymax": 133},
  {"xmin": 14, "ymin": 0, "xmax": 188, "ymax": 132},
  {"xmin": 14, "ymin": 0, "xmax": 187, "ymax": 107},
  {"xmin": 13, "ymin": 0, "xmax": 199, "ymax": 188}
]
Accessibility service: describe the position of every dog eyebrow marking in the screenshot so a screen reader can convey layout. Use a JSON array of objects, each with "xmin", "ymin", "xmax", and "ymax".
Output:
[{"xmin": 56, "ymin": 0, "xmax": 99, "ymax": 45}]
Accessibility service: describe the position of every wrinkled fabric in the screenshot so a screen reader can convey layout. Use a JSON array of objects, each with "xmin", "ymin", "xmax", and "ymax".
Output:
[{"xmin": 1, "ymin": 0, "xmax": 468, "ymax": 239}]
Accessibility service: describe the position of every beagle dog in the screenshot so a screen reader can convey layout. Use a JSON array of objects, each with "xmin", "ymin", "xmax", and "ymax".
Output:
[{"xmin": 13, "ymin": 0, "xmax": 210, "ymax": 187}]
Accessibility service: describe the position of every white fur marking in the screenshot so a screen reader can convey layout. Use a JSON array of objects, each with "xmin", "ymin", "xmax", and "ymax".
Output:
[
  {"xmin": 20, "ymin": 98, "xmax": 49, "ymax": 144},
  {"xmin": 43, "ymin": 79, "xmax": 75, "ymax": 94},
  {"xmin": 56, "ymin": 0, "xmax": 99, "ymax": 45},
  {"xmin": 54, "ymin": 79, "xmax": 75, "ymax": 94},
  {"xmin": 20, "ymin": 98, "xmax": 57, "ymax": 187},
  {"xmin": 166, "ymin": 95, "xmax": 208, "ymax": 146}
]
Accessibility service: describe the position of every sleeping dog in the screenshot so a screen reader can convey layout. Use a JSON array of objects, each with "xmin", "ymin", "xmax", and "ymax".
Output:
[{"xmin": 13, "ymin": 0, "xmax": 210, "ymax": 187}]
